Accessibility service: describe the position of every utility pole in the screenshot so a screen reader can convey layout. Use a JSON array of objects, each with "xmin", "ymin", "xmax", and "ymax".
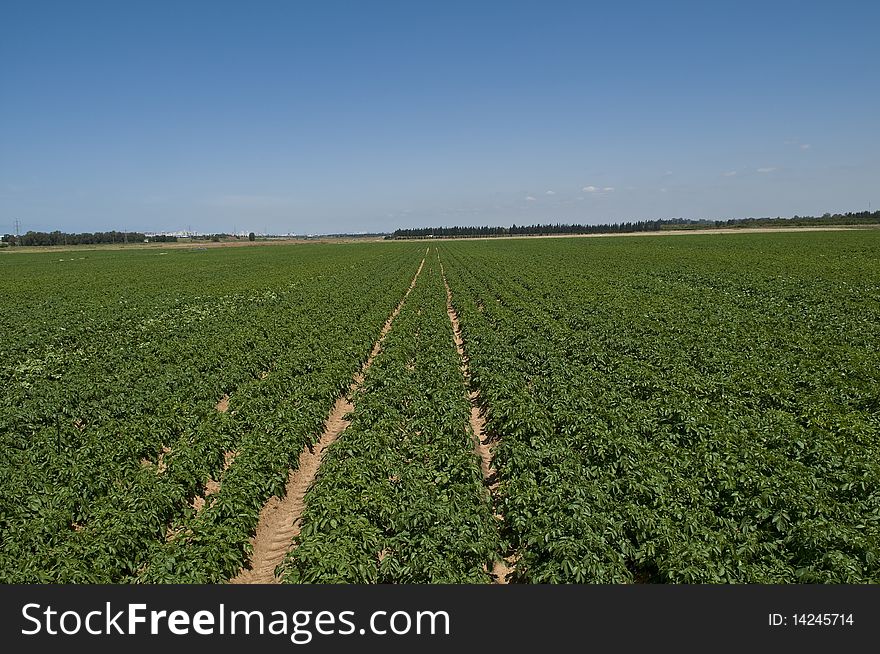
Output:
[{"xmin": 14, "ymin": 218, "xmax": 21, "ymax": 245}]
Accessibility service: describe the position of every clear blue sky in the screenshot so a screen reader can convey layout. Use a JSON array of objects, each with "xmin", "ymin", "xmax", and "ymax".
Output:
[{"xmin": 2, "ymin": 0, "xmax": 878, "ymax": 235}]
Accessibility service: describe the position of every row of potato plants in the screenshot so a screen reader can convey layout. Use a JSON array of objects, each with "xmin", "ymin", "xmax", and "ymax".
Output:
[
  {"xmin": 2, "ymin": 248, "xmax": 283, "ymax": 581},
  {"xmin": 278, "ymin": 252, "xmax": 500, "ymax": 583},
  {"xmin": 440, "ymin": 232, "xmax": 880, "ymax": 582},
  {"xmin": 0, "ymin": 243, "xmax": 423, "ymax": 582}
]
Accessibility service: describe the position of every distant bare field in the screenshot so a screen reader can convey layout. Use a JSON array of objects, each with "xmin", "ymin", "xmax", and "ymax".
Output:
[
  {"xmin": 0, "ymin": 235, "xmax": 384, "ymax": 254},
  {"xmin": 390, "ymin": 224, "xmax": 880, "ymax": 242},
  {"xmin": 2, "ymin": 224, "xmax": 877, "ymax": 254}
]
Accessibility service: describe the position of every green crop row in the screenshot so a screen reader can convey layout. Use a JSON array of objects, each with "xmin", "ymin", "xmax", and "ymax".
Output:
[
  {"xmin": 3, "ymin": 232, "xmax": 877, "ymax": 584},
  {"xmin": 278, "ymin": 252, "xmax": 499, "ymax": 583},
  {"xmin": 440, "ymin": 232, "xmax": 880, "ymax": 583},
  {"xmin": 0, "ymin": 243, "xmax": 424, "ymax": 582}
]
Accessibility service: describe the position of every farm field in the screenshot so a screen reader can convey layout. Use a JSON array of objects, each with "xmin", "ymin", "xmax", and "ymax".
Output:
[
  {"xmin": 441, "ymin": 233, "xmax": 880, "ymax": 582},
  {"xmin": 1, "ymin": 231, "xmax": 878, "ymax": 583}
]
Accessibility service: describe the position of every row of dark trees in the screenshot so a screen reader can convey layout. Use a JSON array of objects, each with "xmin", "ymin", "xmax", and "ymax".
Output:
[
  {"xmin": 1, "ymin": 231, "xmax": 260, "ymax": 246},
  {"xmin": 4, "ymin": 211, "xmax": 877, "ymax": 246},
  {"xmin": 389, "ymin": 211, "xmax": 880, "ymax": 239},
  {"xmin": 713, "ymin": 211, "xmax": 880, "ymax": 228},
  {"xmin": 1, "ymin": 230, "xmax": 147, "ymax": 246}
]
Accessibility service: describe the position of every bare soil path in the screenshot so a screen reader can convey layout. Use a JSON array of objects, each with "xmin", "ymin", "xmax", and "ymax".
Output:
[
  {"xmin": 438, "ymin": 255, "xmax": 512, "ymax": 584},
  {"xmin": 230, "ymin": 254, "xmax": 427, "ymax": 584}
]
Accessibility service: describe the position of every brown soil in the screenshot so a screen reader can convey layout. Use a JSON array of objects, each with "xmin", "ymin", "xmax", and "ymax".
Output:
[
  {"xmin": 389, "ymin": 225, "xmax": 880, "ymax": 243},
  {"xmin": 492, "ymin": 555, "xmax": 518, "ymax": 583},
  {"xmin": 230, "ymin": 254, "xmax": 427, "ymax": 584},
  {"xmin": 191, "ymin": 450, "xmax": 238, "ymax": 513},
  {"xmin": 156, "ymin": 446, "xmax": 172, "ymax": 474},
  {"xmin": 141, "ymin": 445, "xmax": 172, "ymax": 474},
  {"xmin": 439, "ymin": 256, "xmax": 510, "ymax": 584},
  {"xmin": 215, "ymin": 395, "xmax": 230, "ymax": 413},
  {"xmin": 0, "ymin": 235, "xmax": 387, "ymax": 255}
]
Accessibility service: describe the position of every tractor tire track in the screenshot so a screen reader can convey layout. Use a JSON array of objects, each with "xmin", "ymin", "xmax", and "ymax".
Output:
[
  {"xmin": 230, "ymin": 253, "xmax": 427, "ymax": 584},
  {"xmin": 438, "ymin": 255, "xmax": 512, "ymax": 584}
]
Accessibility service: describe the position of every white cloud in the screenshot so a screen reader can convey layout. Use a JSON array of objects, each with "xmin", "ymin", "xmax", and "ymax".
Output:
[
  {"xmin": 525, "ymin": 195, "xmax": 537, "ymax": 201},
  {"xmin": 660, "ymin": 187, "xmax": 668, "ymax": 193},
  {"xmin": 545, "ymin": 190, "xmax": 555, "ymax": 195},
  {"xmin": 757, "ymin": 167, "xmax": 777, "ymax": 173},
  {"xmin": 663, "ymin": 170, "xmax": 674, "ymax": 177},
  {"xmin": 723, "ymin": 171, "xmax": 738, "ymax": 177},
  {"xmin": 786, "ymin": 138, "xmax": 812, "ymax": 151},
  {"xmin": 785, "ymin": 139, "xmax": 813, "ymax": 152},
  {"xmin": 582, "ymin": 185, "xmax": 614, "ymax": 195}
]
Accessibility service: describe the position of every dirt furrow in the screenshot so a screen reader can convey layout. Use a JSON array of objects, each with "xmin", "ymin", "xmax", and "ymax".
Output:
[
  {"xmin": 438, "ymin": 256, "xmax": 511, "ymax": 584},
  {"xmin": 230, "ymin": 254, "xmax": 427, "ymax": 584}
]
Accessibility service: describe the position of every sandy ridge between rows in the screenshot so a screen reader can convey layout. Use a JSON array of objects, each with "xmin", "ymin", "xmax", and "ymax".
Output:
[
  {"xmin": 230, "ymin": 252, "xmax": 428, "ymax": 584},
  {"xmin": 438, "ymin": 254, "xmax": 513, "ymax": 584}
]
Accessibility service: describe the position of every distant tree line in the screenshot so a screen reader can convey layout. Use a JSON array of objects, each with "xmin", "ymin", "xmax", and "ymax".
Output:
[
  {"xmin": 1, "ymin": 230, "xmax": 147, "ymax": 246},
  {"xmin": 713, "ymin": 211, "xmax": 880, "ymax": 228},
  {"xmin": 390, "ymin": 220, "xmax": 682, "ymax": 238},
  {"xmin": 4, "ymin": 210, "xmax": 877, "ymax": 246},
  {"xmin": 0, "ymin": 231, "xmax": 255, "ymax": 246},
  {"xmin": 388, "ymin": 211, "xmax": 880, "ymax": 239}
]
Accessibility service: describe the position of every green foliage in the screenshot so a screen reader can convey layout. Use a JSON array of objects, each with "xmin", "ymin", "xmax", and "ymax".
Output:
[
  {"xmin": 11, "ymin": 230, "xmax": 147, "ymax": 246},
  {"xmin": 441, "ymin": 232, "xmax": 880, "ymax": 583},
  {"xmin": 0, "ymin": 243, "xmax": 423, "ymax": 582},
  {"xmin": 279, "ymin": 254, "xmax": 499, "ymax": 584},
  {"xmin": 391, "ymin": 211, "xmax": 880, "ymax": 239},
  {"xmin": 2, "ymin": 231, "xmax": 877, "ymax": 584}
]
